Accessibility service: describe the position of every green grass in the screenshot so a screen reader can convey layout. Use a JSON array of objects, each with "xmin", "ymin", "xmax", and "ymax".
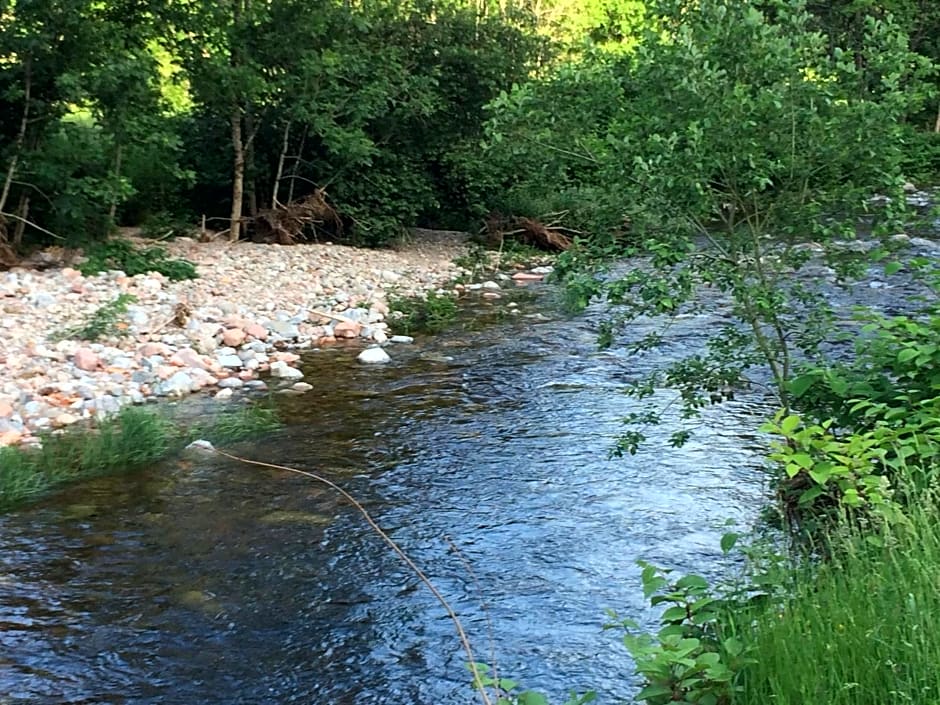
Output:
[
  {"xmin": 387, "ymin": 289, "xmax": 460, "ymax": 335},
  {"xmin": 733, "ymin": 501, "xmax": 940, "ymax": 705},
  {"xmin": 0, "ymin": 403, "xmax": 281, "ymax": 511}
]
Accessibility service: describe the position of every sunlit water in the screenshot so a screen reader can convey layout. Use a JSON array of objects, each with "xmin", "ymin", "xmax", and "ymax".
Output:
[{"xmin": 1, "ymin": 246, "xmax": 932, "ymax": 704}]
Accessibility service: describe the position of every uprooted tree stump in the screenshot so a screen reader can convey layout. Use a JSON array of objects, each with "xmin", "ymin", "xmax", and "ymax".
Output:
[
  {"xmin": 251, "ymin": 189, "xmax": 344, "ymax": 244},
  {"xmin": 482, "ymin": 211, "xmax": 577, "ymax": 252}
]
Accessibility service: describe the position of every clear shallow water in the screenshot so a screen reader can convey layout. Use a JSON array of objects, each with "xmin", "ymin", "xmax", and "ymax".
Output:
[{"xmin": 3, "ymin": 278, "xmax": 819, "ymax": 705}]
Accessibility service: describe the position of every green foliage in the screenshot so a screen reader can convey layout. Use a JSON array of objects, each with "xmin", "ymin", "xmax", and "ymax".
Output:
[
  {"xmin": 388, "ymin": 290, "xmax": 460, "ymax": 335},
  {"xmin": 79, "ymin": 238, "xmax": 197, "ymax": 280},
  {"xmin": 469, "ymin": 662, "xmax": 596, "ymax": 705},
  {"xmin": 613, "ymin": 560, "xmax": 756, "ymax": 705},
  {"xmin": 732, "ymin": 498, "xmax": 940, "ymax": 704},
  {"xmin": 52, "ymin": 293, "xmax": 137, "ymax": 342},
  {"xmin": 487, "ymin": 0, "xmax": 930, "ymax": 454}
]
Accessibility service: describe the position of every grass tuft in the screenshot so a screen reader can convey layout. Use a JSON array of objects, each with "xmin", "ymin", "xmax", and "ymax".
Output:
[
  {"xmin": 0, "ymin": 403, "xmax": 281, "ymax": 511},
  {"xmin": 733, "ymin": 499, "xmax": 940, "ymax": 705}
]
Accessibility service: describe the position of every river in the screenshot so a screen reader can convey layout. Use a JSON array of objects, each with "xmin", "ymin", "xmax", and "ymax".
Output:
[{"xmin": 5, "ymin": 253, "xmax": 918, "ymax": 704}]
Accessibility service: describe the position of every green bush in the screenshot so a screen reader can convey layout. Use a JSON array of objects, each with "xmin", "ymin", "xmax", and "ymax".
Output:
[
  {"xmin": 388, "ymin": 290, "xmax": 460, "ymax": 335},
  {"xmin": 79, "ymin": 237, "xmax": 197, "ymax": 280}
]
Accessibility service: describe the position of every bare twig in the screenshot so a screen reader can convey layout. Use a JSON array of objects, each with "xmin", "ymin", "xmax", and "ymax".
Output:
[
  {"xmin": 0, "ymin": 211, "xmax": 65, "ymax": 240},
  {"xmin": 210, "ymin": 448, "xmax": 494, "ymax": 705}
]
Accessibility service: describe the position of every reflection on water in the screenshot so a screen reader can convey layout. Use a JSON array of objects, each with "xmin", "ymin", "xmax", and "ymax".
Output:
[{"xmin": 2, "ymin": 280, "xmax": 783, "ymax": 704}]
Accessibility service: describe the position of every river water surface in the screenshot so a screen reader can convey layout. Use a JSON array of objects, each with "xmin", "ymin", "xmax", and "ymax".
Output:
[{"xmin": 2, "ymin": 273, "xmax": 858, "ymax": 705}]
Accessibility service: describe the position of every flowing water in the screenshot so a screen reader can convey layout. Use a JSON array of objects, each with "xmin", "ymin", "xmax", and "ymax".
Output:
[{"xmin": 1, "ymin": 249, "xmax": 931, "ymax": 705}]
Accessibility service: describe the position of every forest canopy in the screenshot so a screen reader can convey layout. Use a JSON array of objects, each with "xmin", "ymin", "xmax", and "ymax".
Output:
[{"xmin": 0, "ymin": 0, "xmax": 937, "ymax": 259}]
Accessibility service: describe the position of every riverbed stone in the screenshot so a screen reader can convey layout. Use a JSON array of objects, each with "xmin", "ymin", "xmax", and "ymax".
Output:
[
  {"xmin": 358, "ymin": 346, "xmax": 391, "ymax": 364},
  {"xmin": 155, "ymin": 371, "xmax": 194, "ymax": 397},
  {"xmin": 269, "ymin": 360, "xmax": 304, "ymax": 379},
  {"xmin": 73, "ymin": 348, "xmax": 100, "ymax": 372},
  {"xmin": 222, "ymin": 327, "xmax": 247, "ymax": 347},
  {"xmin": 333, "ymin": 320, "xmax": 361, "ymax": 338},
  {"xmin": 217, "ymin": 354, "xmax": 243, "ymax": 369}
]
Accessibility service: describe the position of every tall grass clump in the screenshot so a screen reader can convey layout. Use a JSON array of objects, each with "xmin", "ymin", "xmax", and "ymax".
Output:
[
  {"xmin": 0, "ymin": 403, "xmax": 282, "ymax": 511},
  {"xmin": 732, "ymin": 499, "xmax": 940, "ymax": 705},
  {"xmin": 0, "ymin": 407, "xmax": 174, "ymax": 509}
]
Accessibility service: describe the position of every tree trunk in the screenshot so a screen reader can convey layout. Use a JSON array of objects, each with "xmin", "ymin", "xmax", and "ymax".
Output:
[
  {"xmin": 108, "ymin": 143, "xmax": 123, "ymax": 223},
  {"xmin": 244, "ymin": 109, "xmax": 258, "ymax": 217},
  {"xmin": 0, "ymin": 58, "xmax": 31, "ymax": 216},
  {"xmin": 229, "ymin": 106, "xmax": 245, "ymax": 242},
  {"xmin": 287, "ymin": 125, "xmax": 308, "ymax": 204},
  {"xmin": 12, "ymin": 194, "xmax": 29, "ymax": 246},
  {"xmin": 272, "ymin": 120, "xmax": 291, "ymax": 207},
  {"xmin": 935, "ymin": 100, "xmax": 940, "ymax": 133}
]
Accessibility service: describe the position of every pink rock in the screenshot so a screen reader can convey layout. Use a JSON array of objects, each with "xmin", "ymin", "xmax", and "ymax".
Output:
[
  {"xmin": 73, "ymin": 347, "xmax": 100, "ymax": 372},
  {"xmin": 511, "ymin": 272, "xmax": 544, "ymax": 281},
  {"xmin": 245, "ymin": 323, "xmax": 268, "ymax": 341},
  {"xmin": 0, "ymin": 400, "xmax": 12, "ymax": 417},
  {"xmin": 137, "ymin": 342, "xmax": 171, "ymax": 358},
  {"xmin": 171, "ymin": 347, "xmax": 211, "ymax": 370},
  {"xmin": 62, "ymin": 268, "xmax": 82, "ymax": 280},
  {"xmin": 156, "ymin": 365, "xmax": 176, "ymax": 380},
  {"xmin": 0, "ymin": 430, "xmax": 23, "ymax": 446},
  {"xmin": 333, "ymin": 320, "xmax": 362, "ymax": 339},
  {"xmin": 222, "ymin": 328, "xmax": 247, "ymax": 347},
  {"xmin": 70, "ymin": 282, "xmax": 86, "ymax": 294},
  {"xmin": 273, "ymin": 352, "xmax": 300, "ymax": 363},
  {"xmin": 237, "ymin": 370, "xmax": 254, "ymax": 380}
]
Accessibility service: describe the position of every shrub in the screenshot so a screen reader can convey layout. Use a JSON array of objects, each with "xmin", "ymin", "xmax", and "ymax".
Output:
[{"xmin": 79, "ymin": 237, "xmax": 197, "ymax": 280}]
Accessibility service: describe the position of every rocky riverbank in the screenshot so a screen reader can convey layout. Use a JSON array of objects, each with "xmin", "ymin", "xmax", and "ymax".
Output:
[{"xmin": 0, "ymin": 232, "xmax": 499, "ymax": 447}]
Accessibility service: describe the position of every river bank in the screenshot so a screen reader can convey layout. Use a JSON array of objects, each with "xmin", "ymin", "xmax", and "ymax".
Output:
[{"xmin": 0, "ymin": 231, "xmax": 483, "ymax": 447}]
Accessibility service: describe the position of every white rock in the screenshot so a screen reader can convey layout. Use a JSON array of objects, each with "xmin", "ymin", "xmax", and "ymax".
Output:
[
  {"xmin": 390, "ymin": 335, "xmax": 414, "ymax": 344},
  {"xmin": 269, "ymin": 360, "xmax": 304, "ymax": 380},
  {"xmin": 358, "ymin": 346, "xmax": 391, "ymax": 364}
]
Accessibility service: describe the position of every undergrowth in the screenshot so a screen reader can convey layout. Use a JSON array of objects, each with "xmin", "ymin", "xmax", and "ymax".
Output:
[
  {"xmin": 79, "ymin": 237, "xmax": 197, "ymax": 280},
  {"xmin": 52, "ymin": 293, "xmax": 138, "ymax": 342}
]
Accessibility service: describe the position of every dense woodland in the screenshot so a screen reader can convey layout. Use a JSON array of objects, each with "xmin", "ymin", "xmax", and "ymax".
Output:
[{"xmin": 0, "ymin": 0, "xmax": 938, "ymax": 263}]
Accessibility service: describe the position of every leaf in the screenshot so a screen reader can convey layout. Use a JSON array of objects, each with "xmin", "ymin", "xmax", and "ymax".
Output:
[
  {"xmin": 779, "ymin": 414, "xmax": 802, "ymax": 434},
  {"xmin": 884, "ymin": 261, "xmax": 902, "ymax": 275},
  {"xmin": 897, "ymin": 348, "xmax": 918, "ymax": 363},
  {"xmin": 517, "ymin": 692, "xmax": 549, "ymax": 705},
  {"xmin": 788, "ymin": 373, "xmax": 818, "ymax": 398},
  {"xmin": 636, "ymin": 684, "xmax": 673, "ymax": 701},
  {"xmin": 720, "ymin": 532, "xmax": 739, "ymax": 554}
]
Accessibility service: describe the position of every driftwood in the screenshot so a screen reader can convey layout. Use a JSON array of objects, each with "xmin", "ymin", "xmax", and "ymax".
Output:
[
  {"xmin": 251, "ymin": 189, "xmax": 343, "ymax": 244},
  {"xmin": 482, "ymin": 211, "xmax": 577, "ymax": 252}
]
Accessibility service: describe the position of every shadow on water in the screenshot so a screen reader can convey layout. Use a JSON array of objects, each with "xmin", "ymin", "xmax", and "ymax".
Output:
[{"xmin": 2, "ymin": 280, "xmax": 778, "ymax": 704}]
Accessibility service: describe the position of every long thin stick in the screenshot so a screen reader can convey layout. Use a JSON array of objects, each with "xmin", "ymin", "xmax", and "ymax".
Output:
[{"xmin": 209, "ymin": 447, "xmax": 494, "ymax": 705}]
